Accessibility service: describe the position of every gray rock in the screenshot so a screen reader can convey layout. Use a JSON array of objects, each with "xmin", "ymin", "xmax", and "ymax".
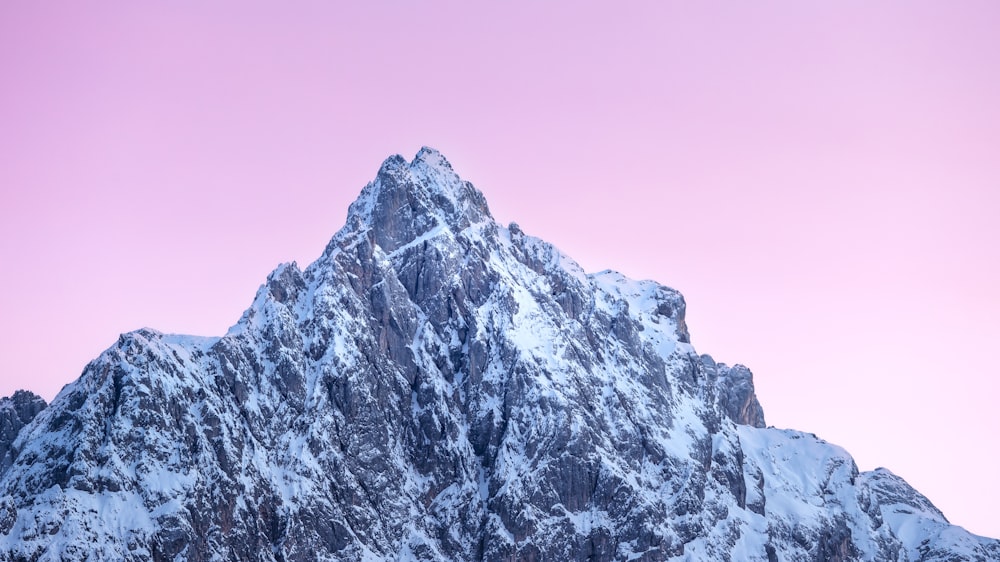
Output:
[{"xmin": 0, "ymin": 390, "xmax": 46, "ymax": 475}]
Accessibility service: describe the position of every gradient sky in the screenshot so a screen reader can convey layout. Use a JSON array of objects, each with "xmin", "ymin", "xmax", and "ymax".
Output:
[{"xmin": 2, "ymin": 1, "xmax": 998, "ymax": 539}]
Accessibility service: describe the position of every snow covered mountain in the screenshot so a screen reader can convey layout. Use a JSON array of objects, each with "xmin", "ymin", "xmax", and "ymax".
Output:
[{"xmin": 0, "ymin": 148, "xmax": 996, "ymax": 561}]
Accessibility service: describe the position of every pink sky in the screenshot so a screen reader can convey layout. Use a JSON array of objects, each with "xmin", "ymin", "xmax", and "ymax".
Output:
[{"xmin": 2, "ymin": 1, "xmax": 998, "ymax": 539}]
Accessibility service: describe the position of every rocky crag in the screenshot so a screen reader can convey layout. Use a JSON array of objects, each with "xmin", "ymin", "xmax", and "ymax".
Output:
[{"xmin": 0, "ymin": 148, "xmax": 996, "ymax": 561}]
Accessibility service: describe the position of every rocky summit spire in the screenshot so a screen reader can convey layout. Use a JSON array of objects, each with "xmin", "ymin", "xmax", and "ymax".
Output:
[
  {"xmin": 342, "ymin": 147, "xmax": 493, "ymax": 253},
  {"xmin": 0, "ymin": 150, "xmax": 997, "ymax": 562}
]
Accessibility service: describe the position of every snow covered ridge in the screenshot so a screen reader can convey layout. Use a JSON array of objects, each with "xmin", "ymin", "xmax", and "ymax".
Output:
[{"xmin": 1, "ymin": 147, "xmax": 997, "ymax": 561}]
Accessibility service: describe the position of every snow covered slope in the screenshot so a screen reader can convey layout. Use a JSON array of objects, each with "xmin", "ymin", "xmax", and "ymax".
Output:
[{"xmin": 0, "ymin": 148, "xmax": 996, "ymax": 561}]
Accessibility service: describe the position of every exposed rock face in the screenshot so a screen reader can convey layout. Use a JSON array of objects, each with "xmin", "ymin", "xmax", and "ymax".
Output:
[
  {"xmin": 0, "ymin": 391, "xmax": 46, "ymax": 475},
  {"xmin": 0, "ymin": 148, "xmax": 996, "ymax": 561},
  {"xmin": 0, "ymin": 391, "xmax": 46, "ymax": 538},
  {"xmin": 703, "ymin": 357, "xmax": 766, "ymax": 429}
]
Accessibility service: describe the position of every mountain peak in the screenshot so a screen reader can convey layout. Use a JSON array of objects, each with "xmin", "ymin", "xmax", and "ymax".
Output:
[
  {"xmin": 3, "ymin": 149, "xmax": 997, "ymax": 561},
  {"xmin": 374, "ymin": 146, "xmax": 451, "ymax": 176},
  {"xmin": 342, "ymin": 147, "xmax": 492, "ymax": 253},
  {"xmin": 412, "ymin": 145, "xmax": 453, "ymax": 170}
]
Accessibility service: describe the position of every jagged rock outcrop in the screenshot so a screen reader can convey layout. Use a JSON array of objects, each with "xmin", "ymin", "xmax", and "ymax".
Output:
[
  {"xmin": 0, "ymin": 391, "xmax": 46, "ymax": 538},
  {"xmin": 702, "ymin": 357, "xmax": 766, "ymax": 429},
  {"xmin": 0, "ymin": 148, "xmax": 996, "ymax": 561},
  {"xmin": 0, "ymin": 391, "xmax": 46, "ymax": 475}
]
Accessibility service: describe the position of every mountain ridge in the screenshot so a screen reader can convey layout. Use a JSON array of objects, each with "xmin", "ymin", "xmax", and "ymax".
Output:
[{"xmin": 0, "ymin": 148, "xmax": 996, "ymax": 561}]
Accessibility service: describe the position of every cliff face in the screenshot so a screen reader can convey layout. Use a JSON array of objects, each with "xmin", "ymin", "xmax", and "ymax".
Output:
[
  {"xmin": 0, "ymin": 148, "xmax": 996, "ymax": 561},
  {"xmin": 0, "ymin": 391, "xmax": 46, "ymax": 477}
]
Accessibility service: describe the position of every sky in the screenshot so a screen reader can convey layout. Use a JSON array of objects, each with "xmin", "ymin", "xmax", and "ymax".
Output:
[{"xmin": 1, "ymin": 0, "xmax": 998, "ymax": 539}]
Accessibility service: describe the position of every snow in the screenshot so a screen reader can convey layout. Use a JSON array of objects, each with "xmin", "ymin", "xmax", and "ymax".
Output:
[{"xmin": 386, "ymin": 222, "xmax": 451, "ymax": 259}]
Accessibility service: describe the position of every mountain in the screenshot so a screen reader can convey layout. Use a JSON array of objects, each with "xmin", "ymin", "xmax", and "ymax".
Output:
[{"xmin": 0, "ymin": 148, "xmax": 996, "ymax": 561}]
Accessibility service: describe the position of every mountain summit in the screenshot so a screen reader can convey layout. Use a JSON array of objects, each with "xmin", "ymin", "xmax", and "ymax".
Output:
[
  {"xmin": 1, "ymin": 149, "xmax": 996, "ymax": 561},
  {"xmin": 339, "ymin": 147, "xmax": 492, "ymax": 255}
]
